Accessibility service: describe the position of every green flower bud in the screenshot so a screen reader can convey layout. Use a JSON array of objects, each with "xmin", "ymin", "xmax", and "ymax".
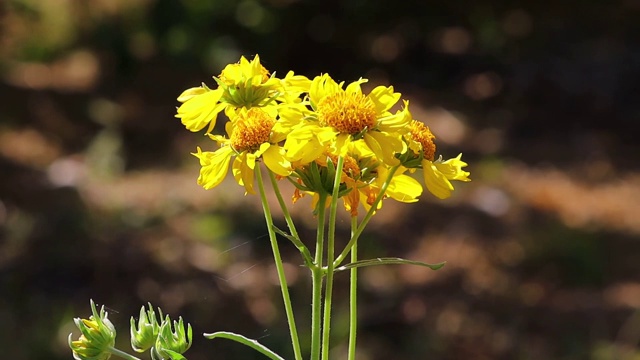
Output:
[
  {"xmin": 68, "ymin": 300, "xmax": 116, "ymax": 360},
  {"xmin": 151, "ymin": 315, "xmax": 192, "ymax": 360},
  {"xmin": 130, "ymin": 303, "xmax": 162, "ymax": 353}
]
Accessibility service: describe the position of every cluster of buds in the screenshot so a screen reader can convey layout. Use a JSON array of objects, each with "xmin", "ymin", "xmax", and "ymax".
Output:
[
  {"xmin": 176, "ymin": 55, "xmax": 470, "ymax": 215},
  {"xmin": 69, "ymin": 301, "xmax": 192, "ymax": 360}
]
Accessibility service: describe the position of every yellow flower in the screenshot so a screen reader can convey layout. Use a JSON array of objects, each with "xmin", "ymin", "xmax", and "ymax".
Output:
[
  {"xmin": 285, "ymin": 74, "xmax": 411, "ymax": 166},
  {"xmin": 403, "ymin": 119, "xmax": 470, "ymax": 199},
  {"xmin": 193, "ymin": 108, "xmax": 291, "ymax": 194},
  {"xmin": 341, "ymin": 162, "xmax": 422, "ymax": 216},
  {"xmin": 217, "ymin": 54, "xmax": 282, "ymax": 109},
  {"xmin": 346, "ymin": 142, "xmax": 422, "ymax": 215},
  {"xmin": 219, "ymin": 55, "xmax": 271, "ymax": 87},
  {"xmin": 175, "ymin": 55, "xmax": 281, "ymax": 134},
  {"xmin": 292, "ymin": 140, "xmax": 422, "ymax": 215},
  {"xmin": 406, "ymin": 119, "xmax": 436, "ymax": 161},
  {"xmin": 422, "ymin": 154, "xmax": 471, "ymax": 199}
]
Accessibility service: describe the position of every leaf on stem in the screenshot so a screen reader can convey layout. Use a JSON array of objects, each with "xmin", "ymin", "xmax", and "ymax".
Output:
[
  {"xmin": 272, "ymin": 226, "xmax": 314, "ymax": 268},
  {"xmin": 204, "ymin": 331, "xmax": 286, "ymax": 360},
  {"xmin": 334, "ymin": 257, "xmax": 446, "ymax": 272}
]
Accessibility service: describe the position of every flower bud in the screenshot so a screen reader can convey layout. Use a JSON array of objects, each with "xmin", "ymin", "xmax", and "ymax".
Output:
[
  {"xmin": 68, "ymin": 300, "xmax": 116, "ymax": 360},
  {"xmin": 151, "ymin": 315, "xmax": 192, "ymax": 360},
  {"xmin": 130, "ymin": 303, "xmax": 162, "ymax": 353}
]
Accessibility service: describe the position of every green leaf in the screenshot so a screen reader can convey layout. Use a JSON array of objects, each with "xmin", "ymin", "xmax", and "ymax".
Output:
[
  {"xmin": 272, "ymin": 226, "xmax": 314, "ymax": 268},
  {"xmin": 334, "ymin": 257, "xmax": 446, "ymax": 272},
  {"xmin": 204, "ymin": 331, "xmax": 285, "ymax": 360},
  {"xmin": 163, "ymin": 349, "xmax": 187, "ymax": 360}
]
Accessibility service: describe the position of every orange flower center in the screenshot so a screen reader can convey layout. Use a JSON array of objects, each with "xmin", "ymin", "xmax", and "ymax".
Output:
[
  {"xmin": 317, "ymin": 92, "xmax": 377, "ymax": 135},
  {"xmin": 230, "ymin": 109, "xmax": 275, "ymax": 152},
  {"xmin": 409, "ymin": 120, "xmax": 436, "ymax": 161}
]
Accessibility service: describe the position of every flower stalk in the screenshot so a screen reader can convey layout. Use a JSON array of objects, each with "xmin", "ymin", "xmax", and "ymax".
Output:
[
  {"xmin": 348, "ymin": 216, "xmax": 359, "ymax": 360},
  {"xmin": 310, "ymin": 191, "xmax": 328, "ymax": 360},
  {"xmin": 256, "ymin": 164, "xmax": 304, "ymax": 360},
  {"xmin": 320, "ymin": 156, "xmax": 344, "ymax": 360}
]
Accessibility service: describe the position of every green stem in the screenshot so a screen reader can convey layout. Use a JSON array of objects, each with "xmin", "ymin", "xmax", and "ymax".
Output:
[
  {"xmin": 321, "ymin": 156, "xmax": 344, "ymax": 360},
  {"xmin": 333, "ymin": 165, "xmax": 400, "ymax": 267},
  {"xmin": 256, "ymin": 165, "xmax": 303, "ymax": 360},
  {"xmin": 347, "ymin": 216, "xmax": 358, "ymax": 360},
  {"xmin": 107, "ymin": 347, "xmax": 141, "ymax": 360},
  {"xmin": 310, "ymin": 192, "xmax": 327, "ymax": 360},
  {"xmin": 267, "ymin": 170, "xmax": 314, "ymax": 266}
]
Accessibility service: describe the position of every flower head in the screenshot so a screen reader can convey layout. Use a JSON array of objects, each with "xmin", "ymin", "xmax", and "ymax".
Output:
[
  {"xmin": 216, "ymin": 54, "xmax": 281, "ymax": 109},
  {"xmin": 403, "ymin": 119, "xmax": 471, "ymax": 199},
  {"xmin": 69, "ymin": 300, "xmax": 116, "ymax": 360},
  {"xmin": 175, "ymin": 55, "xmax": 282, "ymax": 134},
  {"xmin": 193, "ymin": 108, "xmax": 291, "ymax": 194},
  {"xmin": 285, "ymin": 74, "xmax": 411, "ymax": 167}
]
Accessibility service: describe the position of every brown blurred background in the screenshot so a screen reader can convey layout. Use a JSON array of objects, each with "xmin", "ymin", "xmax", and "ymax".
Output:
[{"xmin": 1, "ymin": 0, "xmax": 640, "ymax": 359}]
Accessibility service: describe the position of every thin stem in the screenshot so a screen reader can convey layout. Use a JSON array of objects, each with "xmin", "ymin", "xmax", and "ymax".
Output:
[
  {"xmin": 347, "ymin": 216, "xmax": 358, "ymax": 360},
  {"xmin": 333, "ymin": 165, "xmax": 400, "ymax": 267},
  {"xmin": 107, "ymin": 347, "xmax": 141, "ymax": 360},
  {"xmin": 321, "ymin": 156, "xmax": 344, "ymax": 360},
  {"xmin": 310, "ymin": 192, "xmax": 328, "ymax": 360},
  {"xmin": 256, "ymin": 165, "xmax": 303, "ymax": 360},
  {"xmin": 267, "ymin": 171, "xmax": 312, "ymax": 263}
]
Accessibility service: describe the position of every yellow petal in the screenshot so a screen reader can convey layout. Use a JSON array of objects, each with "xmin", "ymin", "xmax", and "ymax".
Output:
[
  {"xmin": 345, "ymin": 78, "xmax": 368, "ymax": 95},
  {"xmin": 310, "ymin": 74, "xmax": 340, "ymax": 108},
  {"xmin": 283, "ymin": 71, "xmax": 312, "ymax": 93},
  {"xmin": 233, "ymin": 153, "xmax": 257, "ymax": 194},
  {"xmin": 386, "ymin": 174, "xmax": 423, "ymax": 203},
  {"xmin": 177, "ymin": 87, "xmax": 207, "ymax": 102},
  {"xmin": 377, "ymin": 100, "xmax": 412, "ymax": 133},
  {"xmin": 193, "ymin": 146, "xmax": 234, "ymax": 190},
  {"xmin": 176, "ymin": 89, "xmax": 225, "ymax": 132},
  {"xmin": 364, "ymin": 131, "xmax": 403, "ymax": 166},
  {"xmin": 434, "ymin": 154, "xmax": 471, "ymax": 181},
  {"xmin": 342, "ymin": 181, "xmax": 361, "ymax": 216},
  {"xmin": 284, "ymin": 125, "xmax": 329, "ymax": 164},
  {"xmin": 422, "ymin": 159, "xmax": 454, "ymax": 199},
  {"xmin": 332, "ymin": 133, "xmax": 352, "ymax": 157},
  {"xmin": 368, "ymin": 85, "xmax": 401, "ymax": 113},
  {"xmin": 263, "ymin": 145, "xmax": 292, "ymax": 176}
]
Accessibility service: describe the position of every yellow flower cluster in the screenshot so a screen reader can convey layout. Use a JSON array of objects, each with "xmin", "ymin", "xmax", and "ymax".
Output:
[{"xmin": 176, "ymin": 55, "xmax": 470, "ymax": 213}]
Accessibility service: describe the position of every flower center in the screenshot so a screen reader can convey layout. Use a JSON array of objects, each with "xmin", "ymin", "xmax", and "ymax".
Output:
[
  {"xmin": 409, "ymin": 120, "xmax": 436, "ymax": 161},
  {"xmin": 230, "ymin": 109, "xmax": 275, "ymax": 152},
  {"xmin": 317, "ymin": 92, "xmax": 377, "ymax": 135}
]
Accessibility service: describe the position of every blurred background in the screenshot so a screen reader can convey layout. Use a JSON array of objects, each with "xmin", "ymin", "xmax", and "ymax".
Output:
[{"xmin": 1, "ymin": 0, "xmax": 640, "ymax": 359}]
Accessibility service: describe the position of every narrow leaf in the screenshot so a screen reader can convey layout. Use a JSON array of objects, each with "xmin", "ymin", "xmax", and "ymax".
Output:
[
  {"xmin": 334, "ymin": 257, "xmax": 446, "ymax": 272},
  {"xmin": 204, "ymin": 331, "xmax": 285, "ymax": 360},
  {"xmin": 273, "ymin": 226, "xmax": 314, "ymax": 267}
]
